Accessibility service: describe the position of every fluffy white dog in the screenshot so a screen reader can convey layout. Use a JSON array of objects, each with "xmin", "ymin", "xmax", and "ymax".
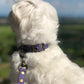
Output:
[{"xmin": 9, "ymin": 0, "xmax": 84, "ymax": 84}]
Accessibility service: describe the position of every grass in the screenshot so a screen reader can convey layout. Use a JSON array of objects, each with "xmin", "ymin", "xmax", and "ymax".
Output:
[
  {"xmin": 0, "ymin": 25, "xmax": 15, "ymax": 41},
  {"xmin": 0, "ymin": 63, "xmax": 11, "ymax": 78},
  {"xmin": 0, "ymin": 25, "xmax": 16, "ymax": 62},
  {"xmin": 0, "ymin": 25, "xmax": 15, "ymax": 44},
  {"xmin": 0, "ymin": 63, "xmax": 10, "ymax": 84},
  {"xmin": 0, "ymin": 25, "xmax": 12, "ymax": 79},
  {"xmin": 60, "ymin": 24, "xmax": 84, "ymax": 30},
  {"xmin": 0, "ymin": 25, "xmax": 13, "ymax": 37},
  {"xmin": 74, "ymin": 58, "xmax": 84, "ymax": 67}
]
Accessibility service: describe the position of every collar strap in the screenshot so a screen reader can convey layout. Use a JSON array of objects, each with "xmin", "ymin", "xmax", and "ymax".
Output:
[{"xmin": 19, "ymin": 44, "xmax": 48, "ymax": 53}]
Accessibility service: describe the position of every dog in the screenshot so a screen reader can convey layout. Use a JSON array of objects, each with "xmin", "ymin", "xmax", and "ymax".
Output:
[{"xmin": 9, "ymin": 0, "xmax": 84, "ymax": 84}]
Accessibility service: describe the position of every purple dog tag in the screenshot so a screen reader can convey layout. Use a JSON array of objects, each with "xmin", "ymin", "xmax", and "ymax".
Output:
[{"xmin": 18, "ymin": 68, "xmax": 26, "ymax": 84}]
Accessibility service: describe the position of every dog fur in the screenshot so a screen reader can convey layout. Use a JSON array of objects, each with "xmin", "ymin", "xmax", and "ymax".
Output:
[{"xmin": 9, "ymin": 0, "xmax": 84, "ymax": 84}]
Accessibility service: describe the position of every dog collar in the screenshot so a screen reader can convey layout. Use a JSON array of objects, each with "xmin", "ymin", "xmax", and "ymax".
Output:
[{"xmin": 19, "ymin": 43, "xmax": 48, "ymax": 53}]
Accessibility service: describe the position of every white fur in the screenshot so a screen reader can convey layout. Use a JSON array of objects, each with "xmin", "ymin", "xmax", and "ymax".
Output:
[{"xmin": 9, "ymin": 0, "xmax": 84, "ymax": 84}]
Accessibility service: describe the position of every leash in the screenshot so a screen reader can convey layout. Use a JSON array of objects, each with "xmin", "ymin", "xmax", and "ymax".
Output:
[
  {"xmin": 17, "ymin": 43, "xmax": 48, "ymax": 84},
  {"xmin": 18, "ymin": 61, "xmax": 28, "ymax": 84}
]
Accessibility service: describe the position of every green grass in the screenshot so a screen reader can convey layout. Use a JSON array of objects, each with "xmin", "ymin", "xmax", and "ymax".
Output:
[
  {"xmin": 0, "ymin": 25, "xmax": 15, "ymax": 41},
  {"xmin": 0, "ymin": 25, "xmax": 15, "ymax": 47},
  {"xmin": 60, "ymin": 25, "xmax": 84, "ymax": 30},
  {"xmin": 0, "ymin": 63, "xmax": 11, "ymax": 78},
  {"xmin": 0, "ymin": 25, "xmax": 16, "ymax": 62},
  {"xmin": 74, "ymin": 58, "xmax": 84, "ymax": 67},
  {"xmin": 0, "ymin": 25, "xmax": 12, "ymax": 79}
]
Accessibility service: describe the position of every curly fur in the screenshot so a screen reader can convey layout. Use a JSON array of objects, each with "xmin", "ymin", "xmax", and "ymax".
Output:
[{"xmin": 9, "ymin": 0, "xmax": 84, "ymax": 84}]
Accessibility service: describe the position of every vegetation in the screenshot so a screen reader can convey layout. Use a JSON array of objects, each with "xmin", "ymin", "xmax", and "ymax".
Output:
[
  {"xmin": 0, "ymin": 25, "xmax": 16, "ymax": 62},
  {"xmin": 58, "ymin": 24, "xmax": 84, "ymax": 66},
  {"xmin": 0, "ymin": 63, "xmax": 10, "ymax": 84},
  {"xmin": 0, "ymin": 63, "xmax": 11, "ymax": 78}
]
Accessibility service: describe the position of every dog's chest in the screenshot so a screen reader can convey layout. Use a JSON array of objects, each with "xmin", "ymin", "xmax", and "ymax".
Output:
[
  {"xmin": 25, "ymin": 67, "xmax": 55, "ymax": 84},
  {"xmin": 23, "ymin": 52, "xmax": 55, "ymax": 84}
]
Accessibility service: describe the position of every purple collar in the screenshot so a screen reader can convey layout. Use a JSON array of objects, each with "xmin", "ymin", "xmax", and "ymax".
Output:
[{"xmin": 19, "ymin": 43, "xmax": 48, "ymax": 53}]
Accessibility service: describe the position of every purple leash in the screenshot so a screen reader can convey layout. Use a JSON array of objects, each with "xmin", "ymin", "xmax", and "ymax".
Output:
[
  {"xmin": 18, "ymin": 68, "xmax": 26, "ymax": 84},
  {"xmin": 18, "ymin": 61, "xmax": 28, "ymax": 84}
]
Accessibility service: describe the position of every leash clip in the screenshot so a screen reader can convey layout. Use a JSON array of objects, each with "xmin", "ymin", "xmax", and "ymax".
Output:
[{"xmin": 18, "ymin": 61, "xmax": 28, "ymax": 71}]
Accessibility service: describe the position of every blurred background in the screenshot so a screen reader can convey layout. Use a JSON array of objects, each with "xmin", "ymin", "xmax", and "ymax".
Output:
[{"xmin": 0, "ymin": 0, "xmax": 84, "ymax": 84}]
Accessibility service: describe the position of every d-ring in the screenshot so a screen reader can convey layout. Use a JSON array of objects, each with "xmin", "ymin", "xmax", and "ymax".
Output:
[{"xmin": 18, "ymin": 63, "xmax": 28, "ymax": 71}]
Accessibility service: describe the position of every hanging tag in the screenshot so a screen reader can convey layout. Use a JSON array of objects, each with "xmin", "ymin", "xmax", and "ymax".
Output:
[{"xmin": 18, "ymin": 67, "xmax": 26, "ymax": 84}]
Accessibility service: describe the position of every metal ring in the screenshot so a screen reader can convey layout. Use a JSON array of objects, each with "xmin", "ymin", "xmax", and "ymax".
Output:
[
  {"xmin": 18, "ymin": 63, "xmax": 28, "ymax": 71},
  {"xmin": 18, "ymin": 63, "xmax": 21, "ymax": 71},
  {"xmin": 34, "ymin": 47, "xmax": 38, "ymax": 52},
  {"xmin": 41, "ymin": 44, "xmax": 45, "ymax": 50}
]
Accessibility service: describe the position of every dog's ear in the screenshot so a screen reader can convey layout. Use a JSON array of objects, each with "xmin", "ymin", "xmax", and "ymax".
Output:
[
  {"xmin": 9, "ymin": 1, "xmax": 26, "ymax": 25},
  {"xmin": 9, "ymin": 0, "xmax": 37, "ymax": 36},
  {"xmin": 12, "ymin": 4, "xmax": 21, "ymax": 21},
  {"xmin": 11, "ymin": 1, "xmax": 36, "ymax": 21},
  {"xmin": 8, "ymin": 10, "xmax": 20, "ymax": 33},
  {"xmin": 8, "ymin": 1, "xmax": 29, "ymax": 32}
]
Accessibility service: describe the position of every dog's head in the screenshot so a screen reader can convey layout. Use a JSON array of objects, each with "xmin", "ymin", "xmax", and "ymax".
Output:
[{"xmin": 9, "ymin": 0, "xmax": 59, "ymax": 45}]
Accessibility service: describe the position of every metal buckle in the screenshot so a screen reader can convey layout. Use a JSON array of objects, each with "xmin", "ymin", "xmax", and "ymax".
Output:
[
  {"xmin": 18, "ymin": 62, "xmax": 28, "ymax": 71},
  {"xmin": 41, "ymin": 44, "xmax": 45, "ymax": 50}
]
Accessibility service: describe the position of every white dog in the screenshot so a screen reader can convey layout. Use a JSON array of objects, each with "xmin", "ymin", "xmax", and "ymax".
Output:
[{"xmin": 9, "ymin": 0, "xmax": 84, "ymax": 84}]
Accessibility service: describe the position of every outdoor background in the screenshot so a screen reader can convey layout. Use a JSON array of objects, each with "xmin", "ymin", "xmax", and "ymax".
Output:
[{"xmin": 0, "ymin": 0, "xmax": 84, "ymax": 84}]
